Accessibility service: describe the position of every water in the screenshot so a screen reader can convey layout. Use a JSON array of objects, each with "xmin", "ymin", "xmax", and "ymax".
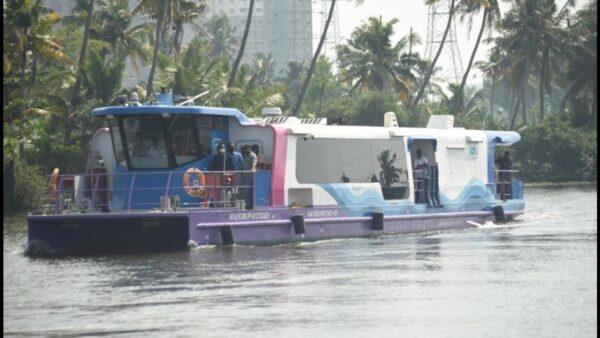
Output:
[{"xmin": 4, "ymin": 187, "xmax": 597, "ymax": 337}]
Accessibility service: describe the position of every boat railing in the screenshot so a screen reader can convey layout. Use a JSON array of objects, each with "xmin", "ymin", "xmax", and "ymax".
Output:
[
  {"xmin": 41, "ymin": 170, "xmax": 263, "ymax": 214},
  {"xmin": 412, "ymin": 165, "xmax": 442, "ymax": 207},
  {"xmin": 493, "ymin": 169, "xmax": 520, "ymax": 200},
  {"xmin": 412, "ymin": 168, "xmax": 427, "ymax": 203}
]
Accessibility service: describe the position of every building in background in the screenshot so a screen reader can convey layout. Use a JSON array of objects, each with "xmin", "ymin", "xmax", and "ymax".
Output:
[
  {"xmin": 43, "ymin": 0, "xmax": 314, "ymax": 87},
  {"xmin": 208, "ymin": 0, "xmax": 313, "ymax": 74}
]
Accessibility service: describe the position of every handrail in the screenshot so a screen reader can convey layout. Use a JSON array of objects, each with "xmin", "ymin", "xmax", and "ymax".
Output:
[{"xmin": 44, "ymin": 169, "xmax": 265, "ymax": 214}]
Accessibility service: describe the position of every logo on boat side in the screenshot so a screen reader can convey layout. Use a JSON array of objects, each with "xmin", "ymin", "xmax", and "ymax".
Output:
[
  {"xmin": 229, "ymin": 212, "xmax": 273, "ymax": 221},
  {"xmin": 468, "ymin": 144, "xmax": 478, "ymax": 159},
  {"xmin": 307, "ymin": 209, "xmax": 339, "ymax": 218}
]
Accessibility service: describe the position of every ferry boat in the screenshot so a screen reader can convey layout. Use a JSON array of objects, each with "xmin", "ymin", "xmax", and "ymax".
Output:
[{"xmin": 26, "ymin": 92, "xmax": 524, "ymax": 255}]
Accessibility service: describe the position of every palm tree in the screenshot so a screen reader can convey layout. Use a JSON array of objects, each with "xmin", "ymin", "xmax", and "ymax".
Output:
[
  {"xmin": 228, "ymin": 0, "xmax": 255, "ymax": 88},
  {"xmin": 167, "ymin": 35, "xmax": 229, "ymax": 97},
  {"xmin": 292, "ymin": 0, "xmax": 336, "ymax": 116},
  {"xmin": 95, "ymin": 0, "xmax": 153, "ymax": 73},
  {"xmin": 203, "ymin": 14, "xmax": 239, "ymax": 61},
  {"xmin": 82, "ymin": 50, "xmax": 125, "ymax": 105},
  {"xmin": 494, "ymin": 0, "xmax": 566, "ymax": 126},
  {"xmin": 134, "ymin": 0, "xmax": 167, "ymax": 100},
  {"xmin": 171, "ymin": 0, "xmax": 207, "ymax": 59},
  {"xmin": 411, "ymin": 0, "xmax": 457, "ymax": 111},
  {"xmin": 278, "ymin": 61, "xmax": 306, "ymax": 111},
  {"xmin": 250, "ymin": 53, "xmax": 276, "ymax": 86},
  {"xmin": 335, "ymin": 17, "xmax": 419, "ymax": 106},
  {"xmin": 560, "ymin": 0, "xmax": 597, "ymax": 127},
  {"xmin": 451, "ymin": 0, "xmax": 500, "ymax": 115},
  {"xmin": 3, "ymin": 0, "xmax": 69, "ymax": 99},
  {"xmin": 71, "ymin": 0, "xmax": 94, "ymax": 105}
]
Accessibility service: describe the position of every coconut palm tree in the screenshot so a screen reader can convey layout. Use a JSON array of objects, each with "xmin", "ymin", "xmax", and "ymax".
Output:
[
  {"xmin": 82, "ymin": 50, "xmax": 125, "ymax": 105},
  {"xmin": 494, "ymin": 0, "xmax": 567, "ymax": 125},
  {"xmin": 134, "ymin": 0, "xmax": 167, "ymax": 100},
  {"xmin": 451, "ymin": 0, "xmax": 501, "ymax": 115},
  {"xmin": 3, "ymin": 0, "xmax": 70, "ymax": 99},
  {"xmin": 171, "ymin": 0, "xmax": 207, "ymax": 59},
  {"xmin": 250, "ymin": 53, "xmax": 276, "ymax": 87},
  {"xmin": 560, "ymin": 0, "xmax": 597, "ymax": 127},
  {"xmin": 228, "ymin": 0, "xmax": 255, "ymax": 88},
  {"xmin": 291, "ymin": 0, "xmax": 336, "ymax": 116},
  {"xmin": 335, "ymin": 17, "xmax": 419, "ymax": 106},
  {"xmin": 411, "ymin": 0, "xmax": 457, "ymax": 111},
  {"xmin": 204, "ymin": 14, "xmax": 239, "ymax": 61},
  {"xmin": 278, "ymin": 61, "xmax": 306, "ymax": 111},
  {"xmin": 71, "ymin": 0, "xmax": 94, "ymax": 105},
  {"xmin": 95, "ymin": 0, "xmax": 153, "ymax": 73}
]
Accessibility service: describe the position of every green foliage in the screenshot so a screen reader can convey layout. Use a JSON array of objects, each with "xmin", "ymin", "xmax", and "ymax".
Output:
[
  {"xmin": 4, "ymin": 158, "xmax": 48, "ymax": 212},
  {"xmin": 82, "ymin": 49, "xmax": 125, "ymax": 105},
  {"xmin": 320, "ymin": 91, "xmax": 407, "ymax": 127},
  {"xmin": 514, "ymin": 115, "xmax": 597, "ymax": 182}
]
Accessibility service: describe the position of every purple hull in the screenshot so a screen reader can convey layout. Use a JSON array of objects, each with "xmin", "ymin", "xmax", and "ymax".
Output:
[
  {"xmin": 188, "ymin": 206, "xmax": 523, "ymax": 246},
  {"xmin": 26, "ymin": 205, "xmax": 522, "ymax": 255}
]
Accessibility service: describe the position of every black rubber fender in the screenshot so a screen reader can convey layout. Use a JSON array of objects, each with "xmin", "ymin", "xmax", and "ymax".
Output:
[
  {"xmin": 493, "ymin": 206, "xmax": 506, "ymax": 223},
  {"xmin": 372, "ymin": 212, "xmax": 384, "ymax": 230},
  {"xmin": 291, "ymin": 215, "xmax": 305, "ymax": 235}
]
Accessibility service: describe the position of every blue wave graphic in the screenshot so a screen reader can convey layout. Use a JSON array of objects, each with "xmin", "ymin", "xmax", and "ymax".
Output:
[{"xmin": 320, "ymin": 180, "xmax": 525, "ymax": 216}]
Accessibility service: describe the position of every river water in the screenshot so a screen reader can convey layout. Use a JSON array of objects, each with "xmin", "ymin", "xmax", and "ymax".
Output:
[{"xmin": 3, "ymin": 187, "xmax": 597, "ymax": 337}]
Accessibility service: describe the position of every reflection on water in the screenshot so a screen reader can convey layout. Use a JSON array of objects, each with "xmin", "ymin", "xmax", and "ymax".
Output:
[{"xmin": 3, "ymin": 187, "xmax": 597, "ymax": 337}]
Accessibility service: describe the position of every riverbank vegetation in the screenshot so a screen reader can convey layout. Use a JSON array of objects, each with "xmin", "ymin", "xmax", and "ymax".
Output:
[{"xmin": 3, "ymin": 0, "xmax": 596, "ymax": 211}]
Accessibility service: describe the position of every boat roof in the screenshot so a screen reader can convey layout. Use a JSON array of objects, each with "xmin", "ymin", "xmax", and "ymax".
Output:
[
  {"xmin": 283, "ymin": 123, "xmax": 520, "ymax": 146},
  {"xmin": 91, "ymin": 105, "xmax": 256, "ymax": 126}
]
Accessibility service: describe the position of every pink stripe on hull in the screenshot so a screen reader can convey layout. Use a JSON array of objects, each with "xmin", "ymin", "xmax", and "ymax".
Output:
[{"xmin": 268, "ymin": 124, "xmax": 287, "ymax": 206}]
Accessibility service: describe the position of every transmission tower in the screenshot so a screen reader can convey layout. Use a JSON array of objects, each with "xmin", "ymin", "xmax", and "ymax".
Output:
[
  {"xmin": 424, "ymin": 0, "xmax": 464, "ymax": 84},
  {"xmin": 319, "ymin": 0, "xmax": 341, "ymax": 59},
  {"xmin": 288, "ymin": 0, "xmax": 313, "ymax": 62}
]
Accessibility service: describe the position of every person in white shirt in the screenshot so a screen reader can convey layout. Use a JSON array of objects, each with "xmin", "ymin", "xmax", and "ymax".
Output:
[
  {"xmin": 414, "ymin": 149, "xmax": 428, "ymax": 169},
  {"xmin": 413, "ymin": 149, "xmax": 428, "ymax": 203}
]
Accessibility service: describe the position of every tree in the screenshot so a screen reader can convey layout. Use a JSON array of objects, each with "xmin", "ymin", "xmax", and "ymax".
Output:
[
  {"xmin": 292, "ymin": 0, "xmax": 336, "ymax": 116},
  {"xmin": 171, "ymin": 0, "xmax": 207, "ymax": 59},
  {"xmin": 71, "ymin": 0, "xmax": 94, "ymax": 106},
  {"xmin": 411, "ymin": 0, "xmax": 457, "ymax": 110},
  {"xmin": 228, "ymin": 0, "xmax": 255, "ymax": 88},
  {"xmin": 278, "ymin": 61, "xmax": 306, "ymax": 112},
  {"xmin": 451, "ymin": 0, "xmax": 500, "ymax": 115},
  {"xmin": 82, "ymin": 50, "xmax": 125, "ymax": 105},
  {"xmin": 95, "ymin": 0, "xmax": 153, "ymax": 73},
  {"xmin": 4, "ymin": 0, "xmax": 69, "ymax": 99},
  {"xmin": 203, "ymin": 14, "xmax": 239, "ymax": 61},
  {"xmin": 134, "ymin": 0, "xmax": 167, "ymax": 100},
  {"xmin": 493, "ymin": 0, "xmax": 567, "ymax": 126},
  {"xmin": 335, "ymin": 16, "xmax": 419, "ymax": 106},
  {"xmin": 560, "ymin": 0, "xmax": 597, "ymax": 128}
]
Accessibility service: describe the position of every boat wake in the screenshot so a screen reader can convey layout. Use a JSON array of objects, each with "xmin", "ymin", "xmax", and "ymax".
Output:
[{"xmin": 466, "ymin": 220, "xmax": 505, "ymax": 228}]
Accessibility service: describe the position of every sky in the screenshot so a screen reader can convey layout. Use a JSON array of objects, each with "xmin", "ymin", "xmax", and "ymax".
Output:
[{"xmin": 312, "ymin": 0, "xmax": 580, "ymax": 87}]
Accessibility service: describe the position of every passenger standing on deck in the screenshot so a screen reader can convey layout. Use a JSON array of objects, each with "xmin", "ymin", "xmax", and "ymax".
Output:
[
  {"xmin": 210, "ymin": 143, "xmax": 235, "ymax": 207},
  {"xmin": 242, "ymin": 144, "xmax": 257, "ymax": 209},
  {"xmin": 251, "ymin": 144, "xmax": 264, "ymax": 169},
  {"xmin": 228, "ymin": 142, "xmax": 244, "ymax": 171},
  {"xmin": 495, "ymin": 151, "xmax": 513, "ymax": 200},
  {"xmin": 413, "ymin": 149, "xmax": 428, "ymax": 203},
  {"xmin": 228, "ymin": 142, "xmax": 244, "ymax": 200},
  {"xmin": 211, "ymin": 143, "xmax": 234, "ymax": 171}
]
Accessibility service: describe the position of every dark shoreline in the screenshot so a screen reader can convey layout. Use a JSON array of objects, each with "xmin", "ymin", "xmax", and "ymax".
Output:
[{"xmin": 523, "ymin": 181, "xmax": 597, "ymax": 188}]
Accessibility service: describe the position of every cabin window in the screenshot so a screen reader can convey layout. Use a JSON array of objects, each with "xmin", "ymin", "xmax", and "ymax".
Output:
[
  {"xmin": 195, "ymin": 116, "xmax": 212, "ymax": 158},
  {"xmin": 107, "ymin": 120, "xmax": 126, "ymax": 165},
  {"xmin": 124, "ymin": 116, "xmax": 169, "ymax": 169},
  {"xmin": 167, "ymin": 115, "xmax": 202, "ymax": 165},
  {"xmin": 296, "ymin": 138, "xmax": 410, "ymax": 199}
]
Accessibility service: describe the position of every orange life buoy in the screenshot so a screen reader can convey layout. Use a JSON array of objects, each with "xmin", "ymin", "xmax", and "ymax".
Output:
[
  {"xmin": 49, "ymin": 168, "xmax": 60, "ymax": 202},
  {"xmin": 183, "ymin": 167, "xmax": 206, "ymax": 198}
]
